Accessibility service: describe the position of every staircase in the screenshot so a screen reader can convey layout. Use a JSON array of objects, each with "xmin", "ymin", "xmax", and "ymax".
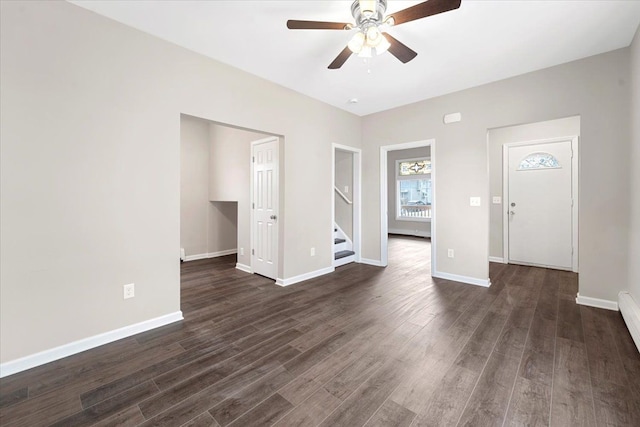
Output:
[{"xmin": 334, "ymin": 224, "xmax": 355, "ymax": 267}]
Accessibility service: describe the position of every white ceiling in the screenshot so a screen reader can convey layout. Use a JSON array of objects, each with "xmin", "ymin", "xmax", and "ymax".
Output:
[{"xmin": 70, "ymin": 0, "xmax": 640, "ymax": 116}]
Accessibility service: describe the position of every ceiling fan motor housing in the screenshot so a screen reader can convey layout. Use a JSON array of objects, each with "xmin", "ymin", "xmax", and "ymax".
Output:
[{"xmin": 351, "ymin": 0, "xmax": 388, "ymax": 28}]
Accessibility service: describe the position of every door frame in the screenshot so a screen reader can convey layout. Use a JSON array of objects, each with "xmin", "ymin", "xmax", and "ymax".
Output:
[
  {"xmin": 380, "ymin": 139, "xmax": 436, "ymax": 268},
  {"xmin": 502, "ymin": 136, "xmax": 579, "ymax": 272},
  {"xmin": 250, "ymin": 136, "xmax": 281, "ymax": 280},
  {"xmin": 332, "ymin": 143, "xmax": 362, "ymax": 263}
]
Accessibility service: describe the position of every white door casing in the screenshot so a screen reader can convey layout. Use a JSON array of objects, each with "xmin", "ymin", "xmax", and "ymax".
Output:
[
  {"xmin": 251, "ymin": 137, "xmax": 279, "ymax": 280},
  {"xmin": 503, "ymin": 137, "xmax": 578, "ymax": 271}
]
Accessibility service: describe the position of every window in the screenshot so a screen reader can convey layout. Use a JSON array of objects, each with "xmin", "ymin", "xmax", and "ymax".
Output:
[
  {"xmin": 396, "ymin": 158, "xmax": 431, "ymax": 221},
  {"xmin": 517, "ymin": 152, "xmax": 561, "ymax": 170}
]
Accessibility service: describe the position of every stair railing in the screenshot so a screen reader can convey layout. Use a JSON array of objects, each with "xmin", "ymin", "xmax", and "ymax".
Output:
[{"xmin": 334, "ymin": 186, "xmax": 353, "ymax": 205}]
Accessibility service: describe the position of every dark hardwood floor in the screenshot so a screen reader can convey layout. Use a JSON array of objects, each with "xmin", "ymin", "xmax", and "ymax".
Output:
[{"xmin": 1, "ymin": 235, "xmax": 639, "ymax": 426}]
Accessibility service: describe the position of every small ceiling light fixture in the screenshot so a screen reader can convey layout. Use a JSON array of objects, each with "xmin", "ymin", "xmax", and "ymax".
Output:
[
  {"xmin": 348, "ymin": 98, "xmax": 359, "ymax": 104},
  {"xmin": 347, "ymin": 0, "xmax": 391, "ymax": 58}
]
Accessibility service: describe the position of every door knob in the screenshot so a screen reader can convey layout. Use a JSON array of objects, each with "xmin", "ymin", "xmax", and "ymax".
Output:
[
  {"xmin": 270, "ymin": 215, "xmax": 277, "ymax": 220},
  {"xmin": 509, "ymin": 211, "xmax": 515, "ymax": 215}
]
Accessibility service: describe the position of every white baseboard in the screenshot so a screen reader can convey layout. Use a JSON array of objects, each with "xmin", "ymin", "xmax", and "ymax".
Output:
[
  {"xmin": 433, "ymin": 271, "xmax": 491, "ymax": 287},
  {"xmin": 489, "ymin": 256, "xmax": 506, "ymax": 264},
  {"xmin": 388, "ymin": 228, "xmax": 431, "ymax": 238},
  {"xmin": 235, "ymin": 263, "xmax": 252, "ymax": 274},
  {"xmin": 275, "ymin": 266, "xmax": 335, "ymax": 287},
  {"xmin": 184, "ymin": 249, "xmax": 237, "ymax": 262},
  {"xmin": 576, "ymin": 293, "xmax": 618, "ymax": 311},
  {"xmin": 360, "ymin": 258, "xmax": 385, "ymax": 267},
  {"xmin": 619, "ymin": 292, "xmax": 640, "ymax": 352},
  {"xmin": 0, "ymin": 311, "xmax": 183, "ymax": 378}
]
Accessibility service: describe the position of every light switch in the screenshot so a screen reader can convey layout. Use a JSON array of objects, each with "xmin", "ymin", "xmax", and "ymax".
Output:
[
  {"xmin": 492, "ymin": 196, "xmax": 502, "ymax": 204},
  {"xmin": 470, "ymin": 197, "xmax": 481, "ymax": 207}
]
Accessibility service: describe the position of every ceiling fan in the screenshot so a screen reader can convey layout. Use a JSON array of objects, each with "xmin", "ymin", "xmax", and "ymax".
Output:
[{"xmin": 287, "ymin": 0, "xmax": 462, "ymax": 69}]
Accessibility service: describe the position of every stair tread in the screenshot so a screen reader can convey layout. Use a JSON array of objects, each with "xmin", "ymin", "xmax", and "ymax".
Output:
[
  {"xmin": 334, "ymin": 250, "xmax": 355, "ymax": 260},
  {"xmin": 334, "ymin": 238, "xmax": 346, "ymax": 244}
]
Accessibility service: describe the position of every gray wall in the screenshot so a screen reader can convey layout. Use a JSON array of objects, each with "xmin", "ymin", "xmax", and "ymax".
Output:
[
  {"xmin": 387, "ymin": 147, "xmax": 431, "ymax": 237},
  {"xmin": 335, "ymin": 150, "xmax": 353, "ymax": 240},
  {"xmin": 629, "ymin": 26, "xmax": 640, "ymax": 302},
  {"xmin": 181, "ymin": 116, "xmax": 210, "ymax": 256},
  {"xmin": 209, "ymin": 123, "xmax": 269, "ymax": 268},
  {"xmin": 362, "ymin": 48, "xmax": 630, "ymax": 302},
  {"xmin": 0, "ymin": 1, "xmax": 361, "ymax": 364},
  {"xmin": 488, "ymin": 116, "xmax": 580, "ymax": 259},
  {"xmin": 180, "ymin": 115, "xmax": 241, "ymax": 259}
]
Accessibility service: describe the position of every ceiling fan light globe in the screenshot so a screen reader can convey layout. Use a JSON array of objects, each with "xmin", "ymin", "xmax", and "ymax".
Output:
[
  {"xmin": 358, "ymin": 45, "xmax": 372, "ymax": 58},
  {"xmin": 366, "ymin": 26, "xmax": 381, "ymax": 44},
  {"xmin": 348, "ymin": 31, "xmax": 365, "ymax": 53}
]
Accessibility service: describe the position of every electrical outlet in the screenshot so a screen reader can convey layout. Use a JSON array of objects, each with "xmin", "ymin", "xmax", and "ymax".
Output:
[
  {"xmin": 344, "ymin": 185, "xmax": 349, "ymax": 194},
  {"xmin": 123, "ymin": 283, "xmax": 135, "ymax": 299},
  {"xmin": 310, "ymin": 247, "xmax": 316, "ymax": 257},
  {"xmin": 448, "ymin": 249, "xmax": 454, "ymax": 258},
  {"xmin": 240, "ymin": 248, "xmax": 244, "ymax": 256},
  {"xmin": 492, "ymin": 196, "xmax": 502, "ymax": 204},
  {"xmin": 470, "ymin": 197, "xmax": 481, "ymax": 207}
]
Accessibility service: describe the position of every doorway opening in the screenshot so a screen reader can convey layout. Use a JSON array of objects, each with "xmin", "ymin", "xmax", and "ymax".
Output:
[
  {"xmin": 179, "ymin": 114, "xmax": 283, "ymax": 284},
  {"xmin": 487, "ymin": 116, "xmax": 580, "ymax": 277},
  {"xmin": 380, "ymin": 140, "xmax": 435, "ymax": 269},
  {"xmin": 332, "ymin": 144, "xmax": 362, "ymax": 267}
]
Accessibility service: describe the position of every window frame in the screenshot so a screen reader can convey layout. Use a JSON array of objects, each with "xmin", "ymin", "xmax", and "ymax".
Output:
[{"xmin": 395, "ymin": 157, "xmax": 431, "ymax": 223}]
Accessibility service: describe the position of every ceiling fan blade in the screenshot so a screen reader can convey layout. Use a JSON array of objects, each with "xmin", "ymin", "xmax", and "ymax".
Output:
[
  {"xmin": 387, "ymin": 0, "xmax": 461, "ymax": 26},
  {"xmin": 383, "ymin": 33, "xmax": 418, "ymax": 63},
  {"xmin": 287, "ymin": 20, "xmax": 351, "ymax": 30},
  {"xmin": 328, "ymin": 46, "xmax": 353, "ymax": 69}
]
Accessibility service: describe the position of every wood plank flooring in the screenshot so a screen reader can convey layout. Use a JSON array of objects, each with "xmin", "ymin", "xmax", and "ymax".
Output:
[{"xmin": 1, "ymin": 235, "xmax": 639, "ymax": 426}]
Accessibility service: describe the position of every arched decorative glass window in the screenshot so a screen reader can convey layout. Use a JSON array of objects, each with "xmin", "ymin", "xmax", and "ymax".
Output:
[
  {"xmin": 517, "ymin": 152, "xmax": 561, "ymax": 170},
  {"xmin": 399, "ymin": 159, "xmax": 431, "ymax": 176}
]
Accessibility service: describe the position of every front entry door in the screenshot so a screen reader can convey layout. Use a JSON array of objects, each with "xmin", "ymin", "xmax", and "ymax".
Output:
[
  {"xmin": 507, "ymin": 140, "xmax": 573, "ymax": 270},
  {"xmin": 252, "ymin": 137, "xmax": 279, "ymax": 279}
]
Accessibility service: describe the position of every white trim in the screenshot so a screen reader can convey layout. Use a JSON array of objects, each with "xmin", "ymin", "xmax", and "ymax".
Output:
[
  {"xmin": 334, "ymin": 255, "xmax": 355, "ymax": 268},
  {"xmin": 388, "ymin": 228, "xmax": 431, "ymax": 238},
  {"xmin": 394, "ymin": 217, "xmax": 431, "ymax": 223},
  {"xmin": 0, "ymin": 311, "xmax": 183, "ymax": 378},
  {"xmin": 488, "ymin": 256, "xmax": 506, "ymax": 264},
  {"xmin": 360, "ymin": 258, "xmax": 385, "ymax": 267},
  {"xmin": 619, "ymin": 292, "xmax": 640, "ymax": 352},
  {"xmin": 235, "ymin": 263, "xmax": 252, "ymax": 274},
  {"xmin": 275, "ymin": 266, "xmax": 335, "ymax": 287},
  {"xmin": 380, "ymin": 139, "xmax": 436, "ymax": 269},
  {"xmin": 334, "ymin": 223, "xmax": 353, "ymax": 250},
  {"xmin": 576, "ymin": 293, "xmax": 618, "ymax": 311},
  {"xmin": 508, "ymin": 260, "xmax": 572, "ymax": 271},
  {"xmin": 432, "ymin": 271, "xmax": 491, "ymax": 288},
  {"xmin": 503, "ymin": 136, "xmax": 579, "ymax": 273},
  {"xmin": 332, "ymin": 143, "xmax": 362, "ymax": 264},
  {"xmin": 334, "ymin": 186, "xmax": 352, "ymax": 205},
  {"xmin": 184, "ymin": 249, "xmax": 237, "ymax": 262}
]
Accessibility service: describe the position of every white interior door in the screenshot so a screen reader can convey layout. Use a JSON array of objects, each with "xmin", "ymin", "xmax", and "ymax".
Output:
[
  {"xmin": 252, "ymin": 137, "xmax": 279, "ymax": 279},
  {"xmin": 507, "ymin": 140, "xmax": 573, "ymax": 270}
]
